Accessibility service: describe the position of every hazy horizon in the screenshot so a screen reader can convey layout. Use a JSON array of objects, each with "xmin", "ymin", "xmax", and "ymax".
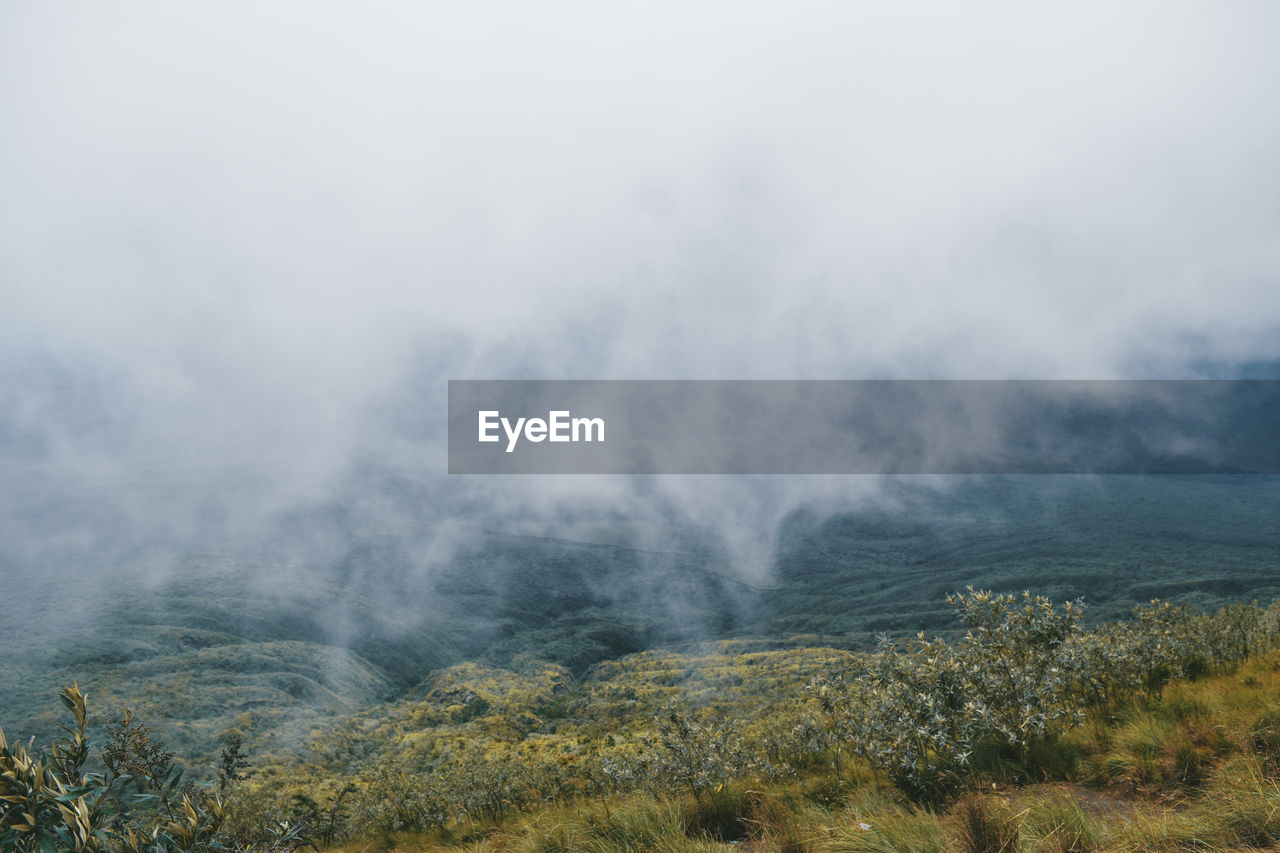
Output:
[{"xmin": 3, "ymin": 1, "xmax": 1278, "ymax": 609}]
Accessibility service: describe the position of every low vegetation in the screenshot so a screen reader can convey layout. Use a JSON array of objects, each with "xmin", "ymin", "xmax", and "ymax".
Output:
[{"xmin": 8, "ymin": 590, "xmax": 1280, "ymax": 851}]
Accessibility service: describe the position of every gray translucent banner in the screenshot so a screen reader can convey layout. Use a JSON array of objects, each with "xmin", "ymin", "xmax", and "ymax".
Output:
[{"xmin": 447, "ymin": 380, "xmax": 1280, "ymax": 474}]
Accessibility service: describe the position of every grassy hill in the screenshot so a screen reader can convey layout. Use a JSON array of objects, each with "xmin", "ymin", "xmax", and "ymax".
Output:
[
  {"xmin": 9, "ymin": 588, "xmax": 1280, "ymax": 852},
  {"xmin": 1, "ymin": 475, "xmax": 1277, "ymax": 771}
]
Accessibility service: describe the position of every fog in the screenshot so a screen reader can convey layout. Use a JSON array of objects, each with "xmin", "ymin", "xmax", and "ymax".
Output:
[{"xmin": 2, "ymin": 2, "xmax": 1278, "ymax": 609}]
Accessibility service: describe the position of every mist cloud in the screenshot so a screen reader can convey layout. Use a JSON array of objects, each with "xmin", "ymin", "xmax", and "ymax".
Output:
[{"xmin": 2, "ymin": 1, "xmax": 1278, "ymax": 590}]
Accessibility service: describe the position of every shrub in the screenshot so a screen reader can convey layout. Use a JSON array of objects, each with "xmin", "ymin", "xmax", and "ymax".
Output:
[
  {"xmin": 0, "ymin": 685, "xmax": 307, "ymax": 853},
  {"xmin": 811, "ymin": 591, "xmax": 1087, "ymax": 799},
  {"xmin": 604, "ymin": 709, "xmax": 754, "ymax": 804}
]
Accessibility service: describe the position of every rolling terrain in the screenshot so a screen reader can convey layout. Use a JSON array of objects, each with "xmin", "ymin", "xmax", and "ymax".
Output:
[{"xmin": 3, "ymin": 475, "xmax": 1278, "ymax": 771}]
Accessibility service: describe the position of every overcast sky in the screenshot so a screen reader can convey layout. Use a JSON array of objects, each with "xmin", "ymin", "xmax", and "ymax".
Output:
[{"xmin": 2, "ymin": 2, "xmax": 1278, "ymax": 573}]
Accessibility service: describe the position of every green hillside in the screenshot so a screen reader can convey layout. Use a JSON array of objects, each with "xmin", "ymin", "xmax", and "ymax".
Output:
[
  {"xmin": 10, "ymin": 589, "xmax": 1280, "ymax": 852},
  {"xmin": 2, "ymin": 476, "xmax": 1277, "ymax": 770}
]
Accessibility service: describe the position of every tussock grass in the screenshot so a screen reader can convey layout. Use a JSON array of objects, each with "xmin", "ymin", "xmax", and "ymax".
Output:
[
  {"xmin": 813, "ymin": 806, "xmax": 948, "ymax": 853},
  {"xmin": 953, "ymin": 795, "xmax": 1021, "ymax": 853},
  {"xmin": 1020, "ymin": 792, "xmax": 1103, "ymax": 853}
]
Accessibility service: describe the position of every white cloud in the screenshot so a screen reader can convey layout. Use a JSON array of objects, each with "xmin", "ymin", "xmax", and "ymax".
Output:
[{"xmin": 1, "ymin": 1, "xmax": 1277, "ymax": 573}]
